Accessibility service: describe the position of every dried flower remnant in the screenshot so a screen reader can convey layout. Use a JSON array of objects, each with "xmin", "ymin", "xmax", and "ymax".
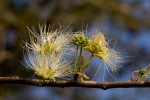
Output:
[{"xmin": 132, "ymin": 65, "xmax": 150, "ymax": 81}]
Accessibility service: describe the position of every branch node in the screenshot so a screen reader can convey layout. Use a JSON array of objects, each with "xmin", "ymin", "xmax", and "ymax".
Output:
[{"xmin": 102, "ymin": 85, "xmax": 108, "ymax": 90}]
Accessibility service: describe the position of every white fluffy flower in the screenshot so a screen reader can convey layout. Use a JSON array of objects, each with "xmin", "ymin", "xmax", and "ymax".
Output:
[
  {"xmin": 25, "ymin": 51, "xmax": 72, "ymax": 80},
  {"xmin": 84, "ymin": 32, "xmax": 123, "ymax": 73},
  {"xmin": 25, "ymin": 25, "xmax": 71, "ymax": 55},
  {"xmin": 23, "ymin": 24, "xmax": 72, "ymax": 80}
]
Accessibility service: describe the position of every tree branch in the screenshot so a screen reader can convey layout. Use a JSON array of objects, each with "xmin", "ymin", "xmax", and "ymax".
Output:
[{"xmin": 0, "ymin": 76, "xmax": 150, "ymax": 90}]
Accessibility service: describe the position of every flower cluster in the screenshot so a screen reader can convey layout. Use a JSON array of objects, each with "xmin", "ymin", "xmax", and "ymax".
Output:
[
  {"xmin": 23, "ymin": 25, "xmax": 124, "ymax": 81},
  {"xmin": 71, "ymin": 32, "xmax": 123, "ymax": 74},
  {"xmin": 24, "ymin": 25, "xmax": 72, "ymax": 81}
]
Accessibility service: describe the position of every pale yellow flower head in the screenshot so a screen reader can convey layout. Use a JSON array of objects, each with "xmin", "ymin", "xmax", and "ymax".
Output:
[
  {"xmin": 25, "ymin": 51, "xmax": 72, "ymax": 80},
  {"xmin": 25, "ymin": 24, "xmax": 71, "ymax": 55},
  {"xmin": 92, "ymin": 32, "xmax": 107, "ymax": 47},
  {"xmin": 84, "ymin": 32, "xmax": 123, "ymax": 72},
  {"xmin": 84, "ymin": 33, "xmax": 107, "ymax": 54}
]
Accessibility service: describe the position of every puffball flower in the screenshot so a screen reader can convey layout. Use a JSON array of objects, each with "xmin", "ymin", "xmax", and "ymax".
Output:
[
  {"xmin": 84, "ymin": 32, "xmax": 123, "ymax": 72},
  {"xmin": 25, "ymin": 51, "xmax": 72, "ymax": 80},
  {"xmin": 23, "ymin": 24, "xmax": 72, "ymax": 80},
  {"xmin": 25, "ymin": 25, "xmax": 71, "ymax": 55}
]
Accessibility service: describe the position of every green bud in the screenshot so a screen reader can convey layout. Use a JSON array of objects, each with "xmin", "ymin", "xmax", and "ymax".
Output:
[{"xmin": 72, "ymin": 33, "xmax": 89, "ymax": 46}]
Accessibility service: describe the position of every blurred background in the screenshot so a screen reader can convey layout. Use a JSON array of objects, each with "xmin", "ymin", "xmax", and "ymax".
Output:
[{"xmin": 0, "ymin": 0, "xmax": 150, "ymax": 100}]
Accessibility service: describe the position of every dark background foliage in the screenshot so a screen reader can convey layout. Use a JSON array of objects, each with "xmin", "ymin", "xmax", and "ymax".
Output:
[{"xmin": 0, "ymin": 0, "xmax": 150, "ymax": 100}]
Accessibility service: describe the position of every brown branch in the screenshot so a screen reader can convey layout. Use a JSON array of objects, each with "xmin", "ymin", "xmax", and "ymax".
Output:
[{"xmin": 0, "ymin": 76, "xmax": 150, "ymax": 90}]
